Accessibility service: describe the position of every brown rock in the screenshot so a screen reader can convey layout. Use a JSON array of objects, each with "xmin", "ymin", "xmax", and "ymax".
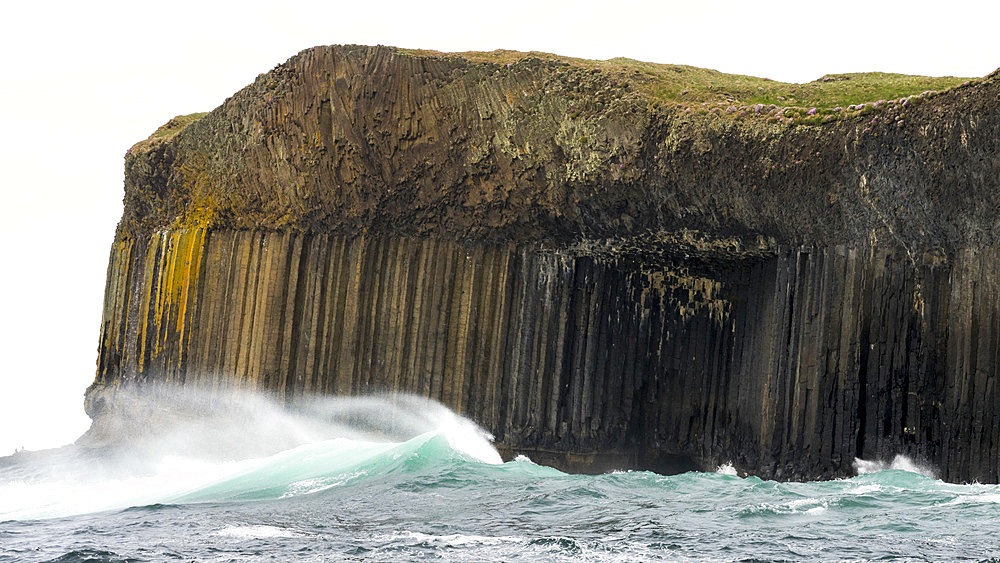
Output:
[{"xmin": 88, "ymin": 45, "xmax": 1000, "ymax": 481}]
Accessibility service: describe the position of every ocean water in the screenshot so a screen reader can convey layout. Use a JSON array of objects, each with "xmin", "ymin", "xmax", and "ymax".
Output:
[{"xmin": 2, "ymin": 392, "xmax": 1000, "ymax": 562}]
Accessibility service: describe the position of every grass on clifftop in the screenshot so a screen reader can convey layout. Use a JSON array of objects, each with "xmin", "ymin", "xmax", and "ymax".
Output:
[
  {"xmin": 135, "ymin": 48, "xmax": 974, "ymax": 146},
  {"xmin": 148, "ymin": 113, "xmax": 208, "ymax": 140},
  {"xmin": 130, "ymin": 113, "xmax": 208, "ymax": 154},
  {"xmin": 401, "ymin": 48, "xmax": 971, "ymax": 123}
]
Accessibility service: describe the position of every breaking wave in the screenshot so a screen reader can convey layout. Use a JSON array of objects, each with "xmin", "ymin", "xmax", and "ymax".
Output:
[{"xmin": 0, "ymin": 388, "xmax": 503, "ymax": 520}]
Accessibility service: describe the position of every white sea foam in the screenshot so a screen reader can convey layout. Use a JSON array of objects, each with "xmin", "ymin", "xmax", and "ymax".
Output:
[
  {"xmin": 0, "ymin": 388, "xmax": 502, "ymax": 520},
  {"xmin": 214, "ymin": 525, "xmax": 302, "ymax": 539},
  {"xmin": 942, "ymin": 492, "xmax": 1000, "ymax": 506},
  {"xmin": 280, "ymin": 470, "xmax": 367, "ymax": 498},
  {"xmin": 380, "ymin": 531, "xmax": 665, "ymax": 561},
  {"xmin": 389, "ymin": 530, "xmax": 523, "ymax": 547},
  {"xmin": 740, "ymin": 497, "xmax": 829, "ymax": 517},
  {"xmin": 716, "ymin": 462, "xmax": 738, "ymax": 476},
  {"xmin": 788, "ymin": 497, "xmax": 829, "ymax": 514},
  {"xmin": 853, "ymin": 454, "xmax": 937, "ymax": 478},
  {"xmin": 849, "ymin": 483, "xmax": 883, "ymax": 495},
  {"xmin": 0, "ymin": 454, "xmax": 244, "ymax": 520},
  {"xmin": 438, "ymin": 415, "xmax": 502, "ymax": 465}
]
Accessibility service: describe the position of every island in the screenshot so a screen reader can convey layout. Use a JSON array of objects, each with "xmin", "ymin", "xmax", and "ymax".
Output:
[{"xmin": 84, "ymin": 44, "xmax": 1000, "ymax": 482}]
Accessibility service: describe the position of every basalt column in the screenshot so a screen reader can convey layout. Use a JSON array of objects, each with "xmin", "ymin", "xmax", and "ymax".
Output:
[
  {"xmin": 89, "ymin": 223, "xmax": 1000, "ymax": 481},
  {"xmin": 92, "ymin": 227, "xmax": 738, "ymax": 472}
]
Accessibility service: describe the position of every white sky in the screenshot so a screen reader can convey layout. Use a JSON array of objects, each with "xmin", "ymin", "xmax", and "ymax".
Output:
[{"xmin": 1, "ymin": 0, "xmax": 998, "ymax": 455}]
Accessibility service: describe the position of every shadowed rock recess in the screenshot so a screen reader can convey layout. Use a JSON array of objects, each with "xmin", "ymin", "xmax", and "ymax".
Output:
[{"xmin": 86, "ymin": 45, "xmax": 1000, "ymax": 482}]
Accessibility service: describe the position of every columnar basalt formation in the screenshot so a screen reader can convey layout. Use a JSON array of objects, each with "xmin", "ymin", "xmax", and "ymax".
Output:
[{"xmin": 86, "ymin": 45, "xmax": 1000, "ymax": 481}]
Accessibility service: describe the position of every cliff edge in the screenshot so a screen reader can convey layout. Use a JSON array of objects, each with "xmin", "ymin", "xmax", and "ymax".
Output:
[{"xmin": 88, "ymin": 45, "xmax": 1000, "ymax": 481}]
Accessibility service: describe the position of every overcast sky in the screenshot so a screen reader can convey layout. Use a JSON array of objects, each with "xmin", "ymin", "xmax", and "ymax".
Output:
[{"xmin": 1, "ymin": 0, "xmax": 998, "ymax": 455}]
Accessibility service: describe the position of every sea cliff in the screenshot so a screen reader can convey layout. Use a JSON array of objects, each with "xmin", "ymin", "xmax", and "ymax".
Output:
[{"xmin": 86, "ymin": 45, "xmax": 1000, "ymax": 481}]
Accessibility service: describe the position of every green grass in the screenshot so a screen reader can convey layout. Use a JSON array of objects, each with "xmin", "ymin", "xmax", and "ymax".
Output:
[
  {"xmin": 148, "ymin": 113, "xmax": 208, "ymax": 140},
  {"xmin": 399, "ymin": 48, "xmax": 972, "ymax": 122},
  {"xmin": 131, "ymin": 113, "xmax": 208, "ymax": 154},
  {"xmin": 137, "ymin": 50, "xmax": 974, "ymax": 144}
]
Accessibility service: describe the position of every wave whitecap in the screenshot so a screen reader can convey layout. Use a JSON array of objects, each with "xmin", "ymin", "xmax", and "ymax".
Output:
[
  {"xmin": 0, "ymin": 390, "xmax": 503, "ymax": 520},
  {"xmin": 174, "ymin": 431, "xmax": 490, "ymax": 503}
]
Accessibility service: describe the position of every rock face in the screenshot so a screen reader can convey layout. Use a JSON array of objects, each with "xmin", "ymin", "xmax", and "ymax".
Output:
[{"xmin": 87, "ymin": 45, "xmax": 1000, "ymax": 481}]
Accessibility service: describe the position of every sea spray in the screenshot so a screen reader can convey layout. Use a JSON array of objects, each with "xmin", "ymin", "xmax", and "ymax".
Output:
[
  {"xmin": 0, "ymin": 387, "xmax": 502, "ymax": 520},
  {"xmin": 715, "ymin": 461, "xmax": 738, "ymax": 476},
  {"xmin": 78, "ymin": 384, "xmax": 503, "ymax": 463},
  {"xmin": 6, "ymin": 389, "xmax": 1000, "ymax": 560},
  {"xmin": 853, "ymin": 454, "xmax": 937, "ymax": 478}
]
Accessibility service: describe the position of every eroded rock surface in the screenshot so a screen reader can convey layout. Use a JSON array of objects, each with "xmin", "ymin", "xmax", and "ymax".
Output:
[{"xmin": 89, "ymin": 45, "xmax": 1000, "ymax": 481}]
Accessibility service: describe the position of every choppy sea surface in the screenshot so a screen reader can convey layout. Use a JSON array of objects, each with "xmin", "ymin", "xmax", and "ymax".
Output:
[{"xmin": 2, "ymin": 391, "xmax": 999, "ymax": 562}]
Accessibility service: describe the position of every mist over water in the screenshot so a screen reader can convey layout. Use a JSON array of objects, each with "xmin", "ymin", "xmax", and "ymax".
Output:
[
  {"xmin": 0, "ymin": 388, "xmax": 499, "ymax": 520},
  {"xmin": 3, "ymin": 388, "xmax": 1000, "ymax": 561}
]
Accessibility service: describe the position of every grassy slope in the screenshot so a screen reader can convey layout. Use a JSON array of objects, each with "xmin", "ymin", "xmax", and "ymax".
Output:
[
  {"xmin": 402, "ymin": 48, "xmax": 972, "ymax": 123},
  {"xmin": 140, "ymin": 47, "xmax": 974, "ymax": 143},
  {"xmin": 130, "ymin": 113, "xmax": 209, "ymax": 153}
]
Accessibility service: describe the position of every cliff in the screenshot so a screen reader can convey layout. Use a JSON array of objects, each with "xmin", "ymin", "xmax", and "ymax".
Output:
[{"xmin": 86, "ymin": 45, "xmax": 1000, "ymax": 481}]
